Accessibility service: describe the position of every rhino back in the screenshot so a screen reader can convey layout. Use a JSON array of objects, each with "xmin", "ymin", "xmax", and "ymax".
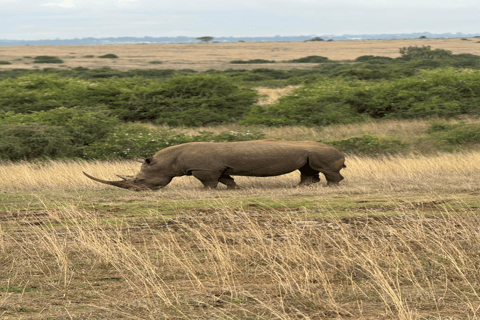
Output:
[{"xmin": 169, "ymin": 141, "xmax": 343, "ymax": 177}]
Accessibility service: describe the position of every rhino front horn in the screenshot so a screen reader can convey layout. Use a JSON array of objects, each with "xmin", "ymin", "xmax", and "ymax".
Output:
[{"xmin": 83, "ymin": 171, "xmax": 145, "ymax": 191}]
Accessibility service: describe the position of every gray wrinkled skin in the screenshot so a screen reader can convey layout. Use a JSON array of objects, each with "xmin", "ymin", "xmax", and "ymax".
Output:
[{"xmin": 84, "ymin": 140, "xmax": 346, "ymax": 191}]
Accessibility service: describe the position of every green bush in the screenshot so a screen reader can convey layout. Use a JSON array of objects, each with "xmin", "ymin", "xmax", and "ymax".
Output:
[
  {"xmin": 355, "ymin": 55, "xmax": 394, "ymax": 63},
  {"xmin": 0, "ymin": 61, "xmax": 11, "ymax": 65},
  {"xmin": 346, "ymin": 68, "xmax": 480, "ymax": 118},
  {"xmin": 230, "ymin": 59, "xmax": 275, "ymax": 64},
  {"xmin": 288, "ymin": 56, "xmax": 329, "ymax": 63},
  {"xmin": 332, "ymin": 67, "xmax": 394, "ymax": 80},
  {"xmin": 111, "ymin": 74, "xmax": 257, "ymax": 126},
  {"xmin": 242, "ymin": 80, "xmax": 363, "ymax": 126},
  {"xmin": 0, "ymin": 124, "xmax": 76, "ymax": 160},
  {"xmin": 398, "ymin": 46, "xmax": 453, "ymax": 60},
  {"xmin": 33, "ymin": 56, "xmax": 64, "ymax": 64},
  {"xmin": 98, "ymin": 54, "xmax": 118, "ymax": 59},
  {"xmin": 427, "ymin": 122, "xmax": 480, "ymax": 145},
  {"xmin": 323, "ymin": 135, "xmax": 407, "ymax": 155},
  {"xmin": 0, "ymin": 107, "xmax": 119, "ymax": 147},
  {"xmin": 0, "ymin": 74, "xmax": 256, "ymax": 126}
]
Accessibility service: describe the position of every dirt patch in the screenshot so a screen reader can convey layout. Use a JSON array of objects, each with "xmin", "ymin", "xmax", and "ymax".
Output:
[{"xmin": 255, "ymin": 85, "xmax": 300, "ymax": 106}]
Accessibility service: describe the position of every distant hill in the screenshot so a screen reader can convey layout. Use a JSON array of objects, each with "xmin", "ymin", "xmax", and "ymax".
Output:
[{"xmin": 1, "ymin": 32, "xmax": 479, "ymax": 46}]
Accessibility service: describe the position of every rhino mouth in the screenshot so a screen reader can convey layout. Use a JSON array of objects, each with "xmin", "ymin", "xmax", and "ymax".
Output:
[{"xmin": 83, "ymin": 172, "xmax": 150, "ymax": 191}]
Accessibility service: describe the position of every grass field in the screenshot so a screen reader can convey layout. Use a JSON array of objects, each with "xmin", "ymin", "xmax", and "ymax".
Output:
[
  {"xmin": 1, "ymin": 150, "xmax": 480, "ymax": 319},
  {"xmin": 1, "ymin": 38, "xmax": 480, "ymax": 71}
]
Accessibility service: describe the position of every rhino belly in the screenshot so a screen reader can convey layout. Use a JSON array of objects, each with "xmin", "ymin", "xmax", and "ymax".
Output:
[{"xmin": 223, "ymin": 157, "xmax": 306, "ymax": 177}]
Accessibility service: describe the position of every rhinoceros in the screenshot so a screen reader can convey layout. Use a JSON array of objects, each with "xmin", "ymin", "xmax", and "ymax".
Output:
[{"xmin": 83, "ymin": 140, "xmax": 346, "ymax": 191}]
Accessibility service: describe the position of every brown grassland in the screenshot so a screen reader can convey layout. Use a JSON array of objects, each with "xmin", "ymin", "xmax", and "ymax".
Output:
[
  {"xmin": 1, "ymin": 39, "xmax": 480, "ymax": 319},
  {"xmin": 1, "ymin": 151, "xmax": 480, "ymax": 319},
  {"xmin": 1, "ymin": 38, "xmax": 480, "ymax": 71}
]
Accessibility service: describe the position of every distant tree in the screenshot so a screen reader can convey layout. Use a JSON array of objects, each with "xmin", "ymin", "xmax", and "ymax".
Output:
[
  {"xmin": 419, "ymin": 35, "xmax": 427, "ymax": 39},
  {"xmin": 305, "ymin": 37, "xmax": 324, "ymax": 42},
  {"xmin": 196, "ymin": 36, "xmax": 214, "ymax": 43}
]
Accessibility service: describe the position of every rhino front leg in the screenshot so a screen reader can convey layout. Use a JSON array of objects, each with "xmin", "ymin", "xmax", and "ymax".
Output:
[
  {"xmin": 192, "ymin": 170, "xmax": 221, "ymax": 189},
  {"xmin": 219, "ymin": 173, "xmax": 238, "ymax": 190}
]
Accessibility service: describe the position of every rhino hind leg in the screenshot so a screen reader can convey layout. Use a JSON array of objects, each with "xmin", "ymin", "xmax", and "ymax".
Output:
[
  {"xmin": 219, "ymin": 173, "xmax": 238, "ymax": 190},
  {"xmin": 298, "ymin": 162, "xmax": 321, "ymax": 186}
]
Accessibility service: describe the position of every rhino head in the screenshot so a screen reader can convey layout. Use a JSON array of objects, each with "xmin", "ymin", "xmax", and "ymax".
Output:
[
  {"xmin": 83, "ymin": 158, "xmax": 172, "ymax": 191},
  {"xmin": 83, "ymin": 171, "xmax": 154, "ymax": 191}
]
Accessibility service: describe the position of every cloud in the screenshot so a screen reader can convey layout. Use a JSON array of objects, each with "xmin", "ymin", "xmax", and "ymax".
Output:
[{"xmin": 42, "ymin": 0, "xmax": 75, "ymax": 8}]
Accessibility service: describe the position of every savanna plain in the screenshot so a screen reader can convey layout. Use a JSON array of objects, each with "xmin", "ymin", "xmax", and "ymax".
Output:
[{"xmin": 2, "ymin": 39, "xmax": 480, "ymax": 319}]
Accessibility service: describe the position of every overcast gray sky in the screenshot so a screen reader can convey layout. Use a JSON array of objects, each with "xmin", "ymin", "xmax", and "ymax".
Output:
[{"xmin": 2, "ymin": 0, "xmax": 480, "ymax": 40}]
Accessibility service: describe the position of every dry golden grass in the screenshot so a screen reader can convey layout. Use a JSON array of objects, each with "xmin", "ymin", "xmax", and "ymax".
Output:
[
  {"xmin": 159, "ymin": 116, "xmax": 480, "ymax": 143},
  {"xmin": 1, "ymin": 152, "xmax": 480, "ymax": 318},
  {"xmin": 1, "ymin": 151, "xmax": 480, "ymax": 194},
  {"xmin": 1, "ymin": 38, "xmax": 480, "ymax": 71}
]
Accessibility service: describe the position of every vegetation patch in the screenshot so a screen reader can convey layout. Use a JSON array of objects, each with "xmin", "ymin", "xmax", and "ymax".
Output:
[
  {"xmin": 288, "ymin": 55, "xmax": 329, "ymax": 63},
  {"xmin": 98, "ymin": 53, "xmax": 118, "ymax": 59},
  {"xmin": 33, "ymin": 55, "xmax": 64, "ymax": 64},
  {"xmin": 230, "ymin": 59, "xmax": 276, "ymax": 64},
  {"xmin": 324, "ymin": 134, "xmax": 407, "ymax": 155}
]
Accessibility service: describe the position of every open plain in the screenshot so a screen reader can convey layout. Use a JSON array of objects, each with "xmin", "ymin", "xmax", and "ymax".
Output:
[
  {"xmin": 1, "ymin": 38, "xmax": 480, "ymax": 71},
  {"xmin": 1, "ymin": 152, "xmax": 480, "ymax": 319},
  {"xmin": 1, "ymin": 39, "xmax": 480, "ymax": 319}
]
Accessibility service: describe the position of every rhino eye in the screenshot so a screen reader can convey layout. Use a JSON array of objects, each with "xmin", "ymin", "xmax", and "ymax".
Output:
[{"xmin": 145, "ymin": 158, "xmax": 152, "ymax": 165}]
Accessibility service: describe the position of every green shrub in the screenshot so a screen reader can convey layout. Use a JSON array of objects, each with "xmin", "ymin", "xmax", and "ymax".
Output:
[
  {"xmin": 323, "ymin": 135, "xmax": 407, "ymax": 155},
  {"xmin": 427, "ymin": 122, "xmax": 480, "ymax": 145},
  {"xmin": 0, "ymin": 74, "xmax": 257, "ymax": 126},
  {"xmin": 332, "ymin": 67, "xmax": 394, "ymax": 80},
  {"xmin": 346, "ymin": 68, "xmax": 480, "ymax": 118},
  {"xmin": 111, "ymin": 74, "xmax": 257, "ymax": 126},
  {"xmin": 398, "ymin": 46, "xmax": 452, "ymax": 60},
  {"xmin": 0, "ymin": 107, "xmax": 119, "ymax": 147},
  {"xmin": 355, "ymin": 55, "xmax": 394, "ymax": 63},
  {"xmin": 288, "ymin": 56, "xmax": 329, "ymax": 63},
  {"xmin": 0, "ymin": 61, "xmax": 11, "ymax": 65},
  {"xmin": 149, "ymin": 61, "xmax": 163, "ymax": 64},
  {"xmin": 98, "ymin": 54, "xmax": 118, "ymax": 59},
  {"xmin": 230, "ymin": 59, "xmax": 275, "ymax": 64},
  {"xmin": 33, "ymin": 56, "xmax": 64, "ymax": 64},
  {"xmin": 0, "ymin": 124, "xmax": 76, "ymax": 160},
  {"xmin": 242, "ymin": 80, "xmax": 363, "ymax": 126}
]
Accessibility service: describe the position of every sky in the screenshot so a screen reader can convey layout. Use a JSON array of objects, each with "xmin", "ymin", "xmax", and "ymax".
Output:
[{"xmin": 2, "ymin": 0, "xmax": 480, "ymax": 40}]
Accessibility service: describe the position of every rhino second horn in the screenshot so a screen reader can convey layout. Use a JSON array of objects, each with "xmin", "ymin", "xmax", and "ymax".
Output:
[
  {"xmin": 116, "ymin": 174, "xmax": 132, "ymax": 181},
  {"xmin": 83, "ymin": 171, "xmax": 144, "ymax": 191}
]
